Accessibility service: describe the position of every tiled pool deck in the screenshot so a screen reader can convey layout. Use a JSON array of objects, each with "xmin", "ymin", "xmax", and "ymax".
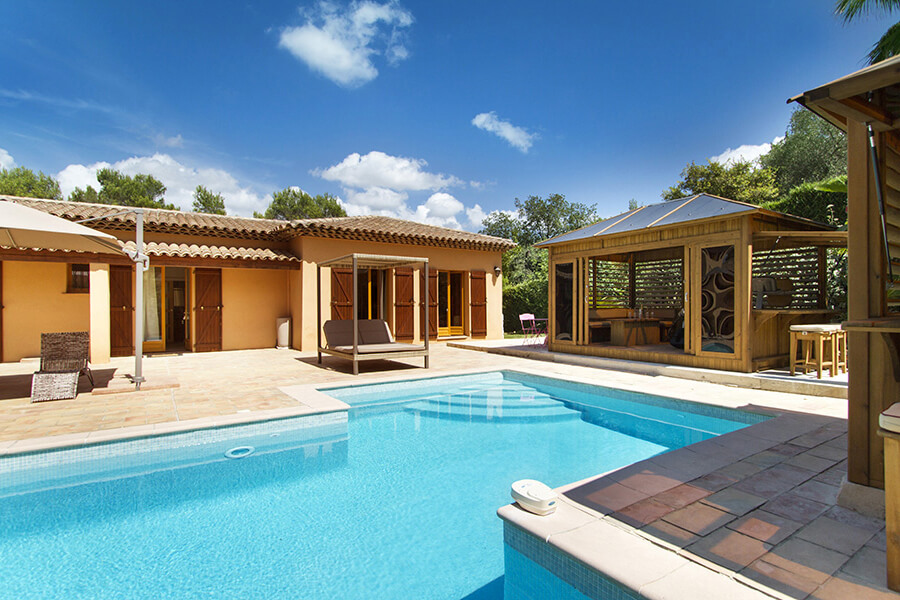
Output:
[{"xmin": 0, "ymin": 344, "xmax": 894, "ymax": 599}]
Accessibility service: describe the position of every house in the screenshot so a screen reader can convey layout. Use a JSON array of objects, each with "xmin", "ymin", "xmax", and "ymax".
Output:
[
  {"xmin": 0, "ymin": 196, "xmax": 514, "ymax": 364},
  {"xmin": 536, "ymin": 194, "xmax": 846, "ymax": 372}
]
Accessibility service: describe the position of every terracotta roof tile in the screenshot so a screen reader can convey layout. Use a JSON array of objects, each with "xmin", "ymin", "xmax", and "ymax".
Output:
[
  {"xmin": 4, "ymin": 196, "xmax": 516, "ymax": 251},
  {"xmin": 4, "ymin": 196, "xmax": 290, "ymax": 241},
  {"xmin": 291, "ymin": 215, "xmax": 516, "ymax": 251},
  {"xmin": 122, "ymin": 241, "xmax": 299, "ymax": 263}
]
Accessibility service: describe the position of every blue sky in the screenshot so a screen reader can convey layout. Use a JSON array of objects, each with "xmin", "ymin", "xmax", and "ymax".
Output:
[{"xmin": 0, "ymin": 1, "xmax": 895, "ymax": 229}]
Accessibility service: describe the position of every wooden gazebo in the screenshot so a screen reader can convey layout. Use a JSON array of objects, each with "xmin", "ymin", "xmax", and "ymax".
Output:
[
  {"xmin": 537, "ymin": 194, "xmax": 846, "ymax": 372},
  {"xmin": 316, "ymin": 253, "xmax": 429, "ymax": 375}
]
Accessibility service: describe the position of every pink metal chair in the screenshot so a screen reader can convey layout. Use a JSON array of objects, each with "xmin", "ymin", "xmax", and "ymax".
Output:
[{"xmin": 519, "ymin": 314, "xmax": 547, "ymax": 346}]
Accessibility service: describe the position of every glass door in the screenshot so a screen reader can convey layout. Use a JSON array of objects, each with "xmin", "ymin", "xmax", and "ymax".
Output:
[
  {"xmin": 437, "ymin": 271, "xmax": 464, "ymax": 337},
  {"xmin": 553, "ymin": 262, "xmax": 574, "ymax": 343},
  {"xmin": 142, "ymin": 266, "xmax": 165, "ymax": 353}
]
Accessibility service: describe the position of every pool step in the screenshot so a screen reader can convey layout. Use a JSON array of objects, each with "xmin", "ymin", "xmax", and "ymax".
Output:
[{"xmin": 404, "ymin": 396, "xmax": 580, "ymax": 423}]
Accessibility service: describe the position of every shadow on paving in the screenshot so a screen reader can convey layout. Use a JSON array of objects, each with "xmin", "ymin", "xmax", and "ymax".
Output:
[
  {"xmin": 563, "ymin": 408, "xmax": 898, "ymax": 598},
  {"xmin": 0, "ymin": 368, "xmax": 117, "ymax": 401}
]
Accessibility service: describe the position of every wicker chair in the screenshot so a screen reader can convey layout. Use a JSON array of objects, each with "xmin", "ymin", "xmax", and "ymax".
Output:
[{"xmin": 30, "ymin": 332, "xmax": 93, "ymax": 403}]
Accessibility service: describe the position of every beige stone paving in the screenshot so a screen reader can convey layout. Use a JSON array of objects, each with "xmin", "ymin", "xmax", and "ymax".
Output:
[{"xmin": 0, "ymin": 344, "xmax": 523, "ymax": 442}]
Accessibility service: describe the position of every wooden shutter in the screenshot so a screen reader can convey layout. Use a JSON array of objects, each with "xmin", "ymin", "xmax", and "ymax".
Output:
[
  {"xmin": 331, "ymin": 268, "xmax": 353, "ymax": 320},
  {"xmin": 109, "ymin": 265, "xmax": 133, "ymax": 357},
  {"xmin": 420, "ymin": 270, "xmax": 438, "ymax": 339},
  {"xmin": 470, "ymin": 270, "xmax": 487, "ymax": 337},
  {"xmin": 394, "ymin": 268, "xmax": 414, "ymax": 340},
  {"xmin": 194, "ymin": 268, "xmax": 222, "ymax": 352}
]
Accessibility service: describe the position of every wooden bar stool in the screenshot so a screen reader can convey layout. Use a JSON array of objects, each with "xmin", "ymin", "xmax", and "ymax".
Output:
[{"xmin": 789, "ymin": 324, "xmax": 842, "ymax": 379}]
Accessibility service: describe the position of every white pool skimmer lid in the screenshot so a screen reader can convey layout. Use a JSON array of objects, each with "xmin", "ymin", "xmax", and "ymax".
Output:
[{"xmin": 511, "ymin": 479, "xmax": 558, "ymax": 515}]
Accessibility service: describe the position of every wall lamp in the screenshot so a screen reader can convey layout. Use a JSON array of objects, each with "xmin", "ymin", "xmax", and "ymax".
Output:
[{"xmin": 494, "ymin": 265, "xmax": 502, "ymax": 277}]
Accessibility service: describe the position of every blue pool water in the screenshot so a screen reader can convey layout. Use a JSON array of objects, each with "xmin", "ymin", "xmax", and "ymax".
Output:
[{"xmin": 0, "ymin": 371, "xmax": 766, "ymax": 600}]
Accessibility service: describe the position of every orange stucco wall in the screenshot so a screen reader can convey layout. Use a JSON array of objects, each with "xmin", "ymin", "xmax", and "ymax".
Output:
[
  {"xmin": 1, "ymin": 261, "xmax": 90, "ymax": 361},
  {"xmin": 288, "ymin": 237, "xmax": 504, "ymax": 351},
  {"xmin": 221, "ymin": 268, "xmax": 291, "ymax": 350}
]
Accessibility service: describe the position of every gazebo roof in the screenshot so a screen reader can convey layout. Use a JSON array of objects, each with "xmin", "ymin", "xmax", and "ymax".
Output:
[{"xmin": 536, "ymin": 194, "xmax": 832, "ymax": 247}]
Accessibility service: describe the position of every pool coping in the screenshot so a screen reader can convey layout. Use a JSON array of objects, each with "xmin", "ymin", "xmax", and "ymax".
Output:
[{"xmin": 497, "ymin": 408, "xmax": 839, "ymax": 600}]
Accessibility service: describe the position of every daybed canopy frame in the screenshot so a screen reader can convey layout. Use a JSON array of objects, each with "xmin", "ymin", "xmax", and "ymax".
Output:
[{"xmin": 316, "ymin": 253, "xmax": 429, "ymax": 375}]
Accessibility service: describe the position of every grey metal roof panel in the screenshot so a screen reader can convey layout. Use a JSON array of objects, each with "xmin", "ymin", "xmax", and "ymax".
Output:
[
  {"xmin": 537, "ymin": 194, "xmax": 759, "ymax": 246},
  {"xmin": 652, "ymin": 194, "xmax": 755, "ymax": 227}
]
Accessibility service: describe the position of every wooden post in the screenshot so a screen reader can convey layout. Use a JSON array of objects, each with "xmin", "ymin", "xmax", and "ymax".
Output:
[
  {"xmin": 424, "ymin": 260, "xmax": 429, "ymax": 368},
  {"xmin": 881, "ymin": 432, "xmax": 900, "ymax": 591}
]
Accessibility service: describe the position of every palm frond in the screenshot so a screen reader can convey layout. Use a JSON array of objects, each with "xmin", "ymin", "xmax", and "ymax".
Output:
[
  {"xmin": 868, "ymin": 20, "xmax": 900, "ymax": 63},
  {"xmin": 836, "ymin": 0, "xmax": 900, "ymax": 22}
]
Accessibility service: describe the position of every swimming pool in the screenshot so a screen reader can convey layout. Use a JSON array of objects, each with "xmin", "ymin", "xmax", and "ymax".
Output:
[{"xmin": 0, "ymin": 370, "xmax": 766, "ymax": 599}]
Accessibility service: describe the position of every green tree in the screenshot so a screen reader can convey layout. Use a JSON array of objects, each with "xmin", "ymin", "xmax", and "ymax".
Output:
[
  {"xmin": 68, "ymin": 186, "xmax": 99, "ymax": 204},
  {"xmin": 0, "ymin": 166, "xmax": 62, "ymax": 200},
  {"xmin": 761, "ymin": 176, "xmax": 848, "ymax": 227},
  {"xmin": 479, "ymin": 193, "xmax": 596, "ymax": 332},
  {"xmin": 760, "ymin": 108, "xmax": 847, "ymax": 194},
  {"xmin": 70, "ymin": 168, "xmax": 175, "ymax": 209},
  {"xmin": 479, "ymin": 211, "xmax": 521, "ymax": 242},
  {"xmin": 192, "ymin": 185, "xmax": 226, "ymax": 215},
  {"xmin": 253, "ymin": 188, "xmax": 346, "ymax": 220},
  {"xmin": 515, "ymin": 193, "xmax": 597, "ymax": 245},
  {"xmin": 662, "ymin": 159, "xmax": 779, "ymax": 205},
  {"xmin": 835, "ymin": 0, "xmax": 900, "ymax": 63}
]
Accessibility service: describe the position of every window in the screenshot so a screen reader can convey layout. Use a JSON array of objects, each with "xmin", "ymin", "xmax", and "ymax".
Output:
[{"xmin": 67, "ymin": 264, "xmax": 90, "ymax": 293}]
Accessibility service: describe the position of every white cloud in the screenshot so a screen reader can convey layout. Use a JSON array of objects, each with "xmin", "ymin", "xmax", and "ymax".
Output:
[
  {"xmin": 315, "ymin": 150, "xmax": 461, "ymax": 190},
  {"xmin": 278, "ymin": 1, "xmax": 413, "ymax": 88},
  {"xmin": 471, "ymin": 111, "xmax": 537, "ymax": 153},
  {"xmin": 0, "ymin": 147, "xmax": 15, "ymax": 169},
  {"xmin": 155, "ymin": 133, "xmax": 184, "ymax": 148},
  {"xmin": 711, "ymin": 136, "xmax": 785, "ymax": 165},
  {"xmin": 423, "ymin": 192, "xmax": 463, "ymax": 218},
  {"xmin": 343, "ymin": 186, "xmax": 408, "ymax": 210},
  {"xmin": 57, "ymin": 153, "xmax": 270, "ymax": 216},
  {"xmin": 466, "ymin": 203, "xmax": 487, "ymax": 228}
]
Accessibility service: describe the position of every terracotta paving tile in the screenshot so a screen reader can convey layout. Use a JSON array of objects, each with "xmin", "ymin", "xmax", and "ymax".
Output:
[
  {"xmin": 838, "ymin": 546, "xmax": 890, "ymax": 589},
  {"xmin": 701, "ymin": 487, "xmax": 768, "ymax": 516},
  {"xmin": 686, "ymin": 527, "xmax": 772, "ymax": 571},
  {"xmin": 866, "ymin": 530, "xmax": 888, "ymax": 553},
  {"xmin": 563, "ymin": 480, "xmax": 648, "ymax": 514},
  {"xmin": 744, "ymin": 450, "xmax": 790, "ymax": 468},
  {"xmin": 653, "ymin": 483, "xmax": 712, "ymax": 509},
  {"xmin": 796, "ymin": 516, "xmax": 876, "ymax": 556},
  {"xmin": 716, "ymin": 460, "xmax": 765, "ymax": 481},
  {"xmin": 662, "ymin": 501, "xmax": 736, "ymax": 536},
  {"xmin": 769, "ymin": 443, "xmax": 807, "ymax": 457},
  {"xmin": 790, "ymin": 427, "xmax": 846, "ymax": 449},
  {"xmin": 734, "ymin": 464, "xmax": 816, "ymax": 498},
  {"xmin": 689, "ymin": 471, "xmax": 740, "ymax": 493},
  {"xmin": 613, "ymin": 497, "xmax": 676, "ymax": 528},
  {"xmin": 793, "ymin": 480, "xmax": 841, "ymax": 505},
  {"xmin": 806, "ymin": 443, "xmax": 847, "ymax": 462},
  {"xmin": 727, "ymin": 509, "xmax": 803, "ymax": 546},
  {"xmin": 785, "ymin": 452, "xmax": 840, "ymax": 474},
  {"xmin": 768, "ymin": 537, "xmax": 850, "ymax": 580},
  {"xmin": 641, "ymin": 519, "xmax": 700, "ymax": 549},
  {"xmin": 763, "ymin": 492, "xmax": 829, "ymax": 524},
  {"xmin": 742, "ymin": 557, "xmax": 822, "ymax": 598},
  {"xmin": 810, "ymin": 574, "xmax": 899, "ymax": 600},
  {"xmin": 614, "ymin": 469, "xmax": 685, "ymax": 496},
  {"xmin": 815, "ymin": 465, "xmax": 847, "ymax": 487}
]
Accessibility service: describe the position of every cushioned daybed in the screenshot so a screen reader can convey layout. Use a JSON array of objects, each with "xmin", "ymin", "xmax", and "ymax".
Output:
[{"xmin": 319, "ymin": 319, "xmax": 428, "ymax": 375}]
